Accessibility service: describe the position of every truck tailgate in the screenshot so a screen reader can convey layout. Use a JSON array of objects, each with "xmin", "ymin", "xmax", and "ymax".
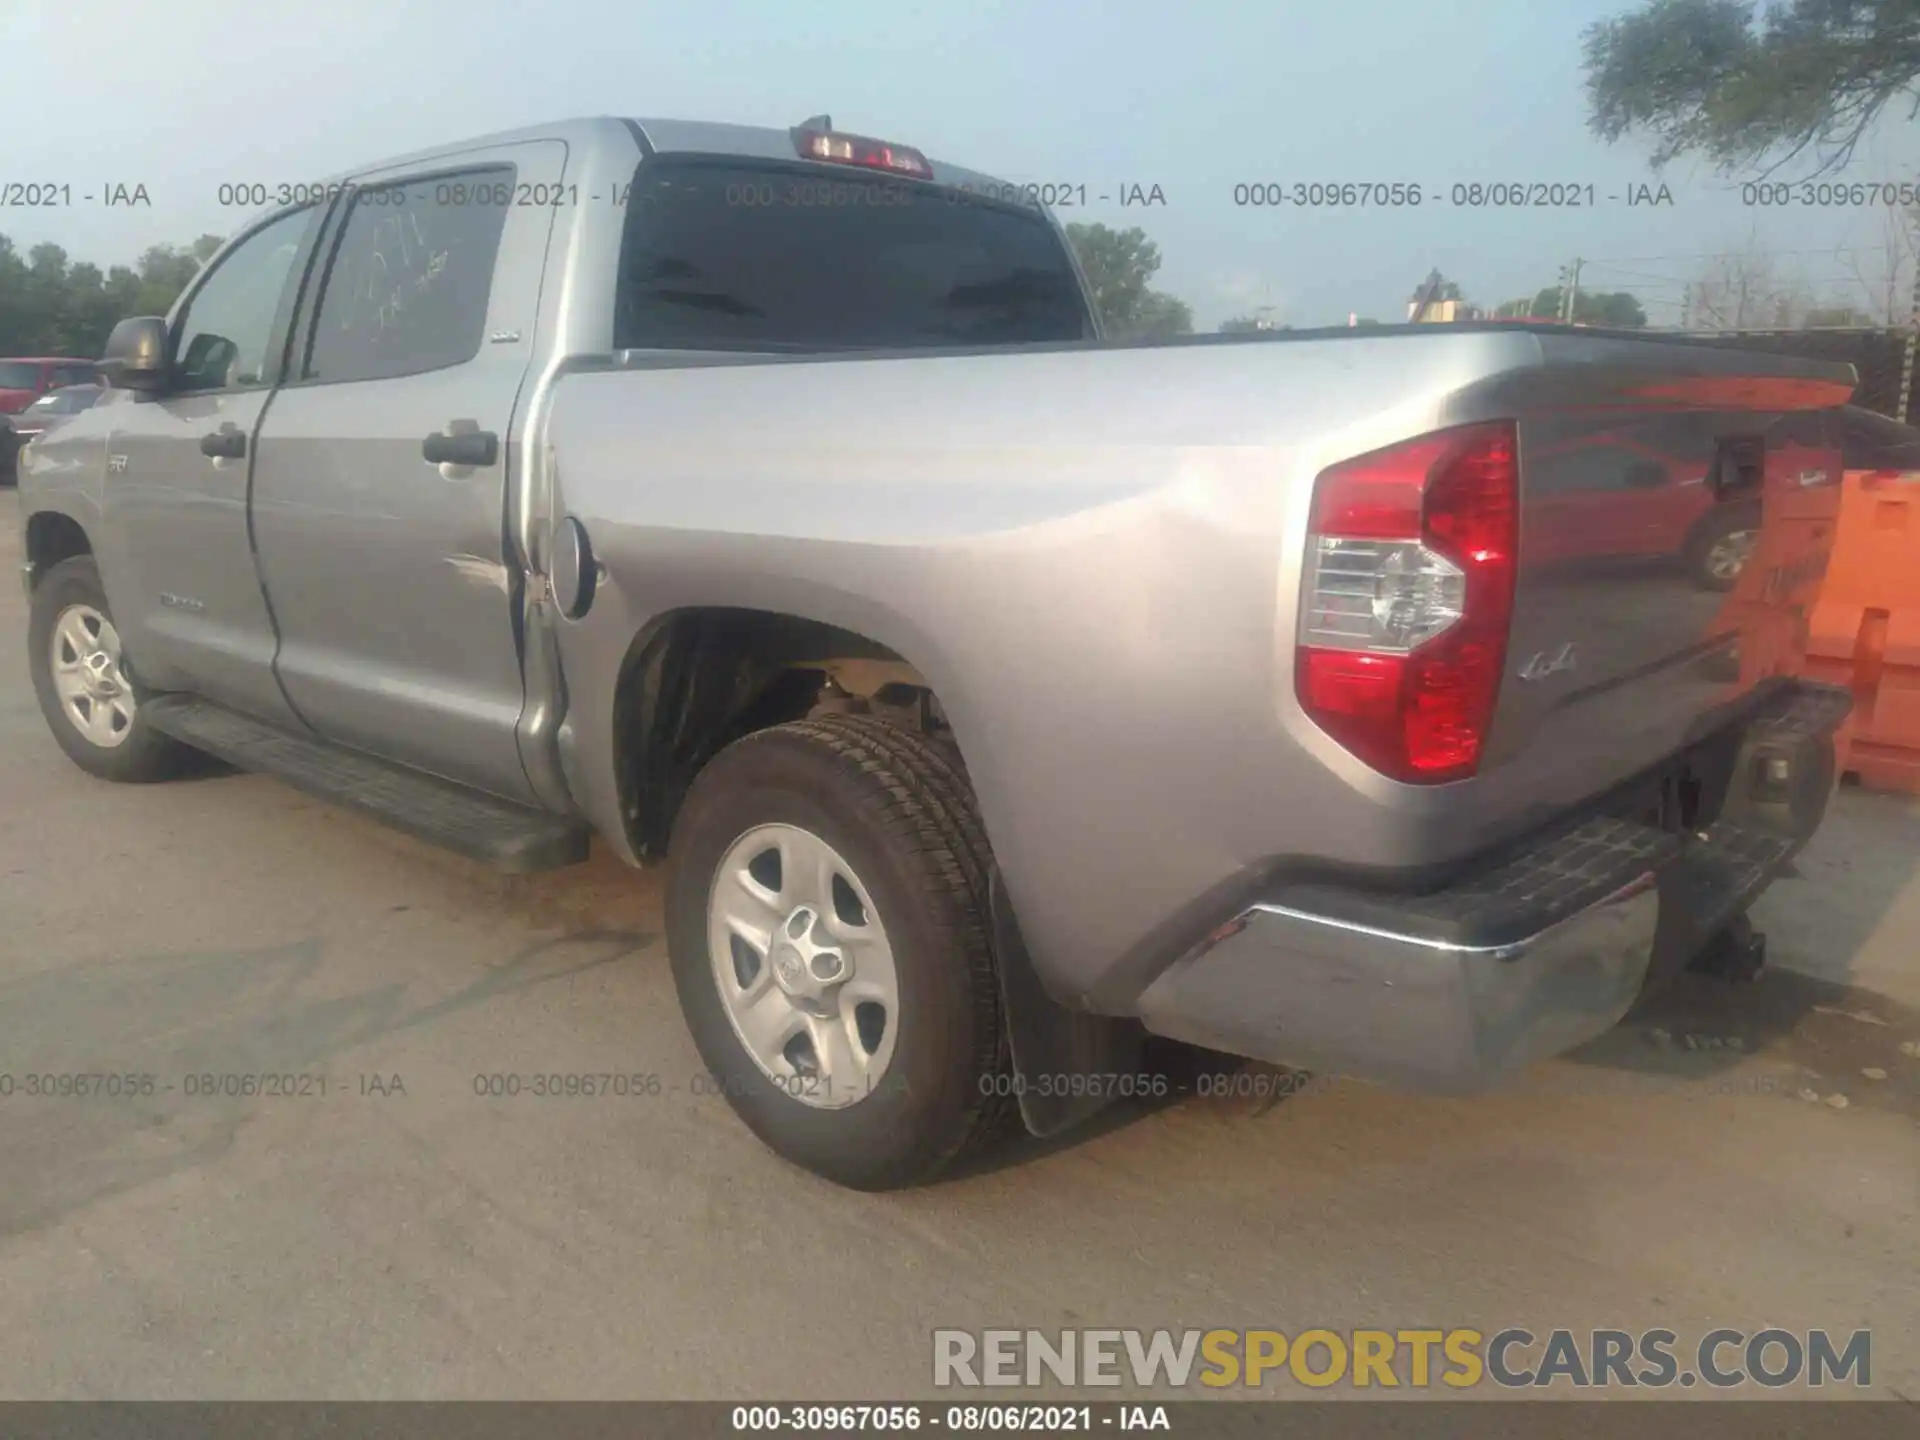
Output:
[{"xmin": 1487, "ymin": 341, "xmax": 1853, "ymax": 806}]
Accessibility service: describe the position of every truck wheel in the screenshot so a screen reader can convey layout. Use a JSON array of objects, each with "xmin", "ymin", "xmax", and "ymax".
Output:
[
  {"xmin": 665, "ymin": 714, "xmax": 1013, "ymax": 1190},
  {"xmin": 1688, "ymin": 510, "xmax": 1759, "ymax": 591},
  {"xmin": 29, "ymin": 555, "xmax": 191, "ymax": 782}
]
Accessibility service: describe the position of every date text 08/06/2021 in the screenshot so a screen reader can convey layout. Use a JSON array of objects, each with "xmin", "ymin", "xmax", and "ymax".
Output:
[
  {"xmin": 204, "ymin": 178, "xmax": 1170, "ymax": 210},
  {"xmin": 1228, "ymin": 180, "xmax": 1676, "ymax": 208},
  {"xmin": 729, "ymin": 1404, "xmax": 1169, "ymax": 1433},
  {"xmin": 25, "ymin": 175, "xmax": 1920, "ymax": 212}
]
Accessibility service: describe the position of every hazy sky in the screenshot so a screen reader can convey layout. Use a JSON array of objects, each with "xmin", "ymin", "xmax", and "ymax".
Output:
[{"xmin": 5, "ymin": 0, "xmax": 1918, "ymax": 328}]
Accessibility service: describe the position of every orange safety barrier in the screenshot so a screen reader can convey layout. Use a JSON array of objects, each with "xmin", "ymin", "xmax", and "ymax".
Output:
[
  {"xmin": 1801, "ymin": 466, "xmax": 1920, "ymax": 794},
  {"xmin": 1720, "ymin": 456, "xmax": 1842, "ymax": 690}
]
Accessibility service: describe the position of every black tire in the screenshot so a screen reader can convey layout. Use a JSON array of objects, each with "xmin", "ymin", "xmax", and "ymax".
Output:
[
  {"xmin": 665, "ymin": 714, "xmax": 1014, "ymax": 1190},
  {"xmin": 1686, "ymin": 506, "xmax": 1760, "ymax": 592},
  {"xmin": 29, "ymin": 555, "xmax": 193, "ymax": 782}
]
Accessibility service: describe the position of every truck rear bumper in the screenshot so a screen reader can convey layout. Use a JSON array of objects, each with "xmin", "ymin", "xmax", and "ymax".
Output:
[{"xmin": 1134, "ymin": 680, "xmax": 1852, "ymax": 1090}]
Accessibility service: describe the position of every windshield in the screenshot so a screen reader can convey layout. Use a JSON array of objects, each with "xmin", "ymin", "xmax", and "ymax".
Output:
[
  {"xmin": 0, "ymin": 362, "xmax": 41, "ymax": 389},
  {"xmin": 46, "ymin": 388, "xmax": 99, "ymax": 414},
  {"xmin": 614, "ymin": 160, "xmax": 1093, "ymax": 350}
]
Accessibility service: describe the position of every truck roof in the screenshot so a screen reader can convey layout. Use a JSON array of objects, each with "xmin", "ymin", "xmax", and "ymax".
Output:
[{"xmin": 311, "ymin": 115, "xmax": 1020, "ymax": 203}]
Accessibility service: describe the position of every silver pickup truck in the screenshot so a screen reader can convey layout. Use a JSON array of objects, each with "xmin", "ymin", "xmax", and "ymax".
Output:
[{"xmin": 18, "ymin": 115, "xmax": 1857, "ymax": 1190}]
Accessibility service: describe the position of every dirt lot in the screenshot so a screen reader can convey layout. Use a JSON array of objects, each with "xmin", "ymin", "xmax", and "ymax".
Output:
[{"xmin": 0, "ymin": 490, "xmax": 1915, "ymax": 1401}]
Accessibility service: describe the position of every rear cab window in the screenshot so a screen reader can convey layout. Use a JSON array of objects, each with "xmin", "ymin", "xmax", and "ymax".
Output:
[{"xmin": 613, "ymin": 158, "xmax": 1094, "ymax": 351}]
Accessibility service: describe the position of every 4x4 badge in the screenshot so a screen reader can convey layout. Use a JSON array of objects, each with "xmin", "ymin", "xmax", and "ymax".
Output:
[{"xmin": 1518, "ymin": 642, "xmax": 1577, "ymax": 681}]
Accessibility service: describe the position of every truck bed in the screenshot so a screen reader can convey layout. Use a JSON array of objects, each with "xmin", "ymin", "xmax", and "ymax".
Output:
[{"xmin": 548, "ymin": 323, "xmax": 1854, "ymax": 1001}]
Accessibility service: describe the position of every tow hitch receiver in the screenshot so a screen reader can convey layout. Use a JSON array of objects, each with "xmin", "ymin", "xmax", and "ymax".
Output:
[{"xmin": 1690, "ymin": 912, "xmax": 1768, "ymax": 984}]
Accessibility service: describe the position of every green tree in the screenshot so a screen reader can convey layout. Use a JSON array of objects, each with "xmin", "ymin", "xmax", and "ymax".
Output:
[
  {"xmin": 1584, "ymin": 0, "xmax": 1920, "ymax": 175},
  {"xmin": 1129, "ymin": 291, "xmax": 1194, "ymax": 338},
  {"xmin": 1520, "ymin": 287, "xmax": 1650, "ymax": 325},
  {"xmin": 0, "ymin": 231, "xmax": 222, "ymax": 356},
  {"xmin": 1061, "ymin": 222, "xmax": 1194, "ymax": 339}
]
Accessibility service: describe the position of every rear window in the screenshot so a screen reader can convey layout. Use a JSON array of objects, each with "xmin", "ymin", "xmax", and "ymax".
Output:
[
  {"xmin": 613, "ymin": 159, "xmax": 1092, "ymax": 351},
  {"xmin": 0, "ymin": 362, "xmax": 41, "ymax": 388}
]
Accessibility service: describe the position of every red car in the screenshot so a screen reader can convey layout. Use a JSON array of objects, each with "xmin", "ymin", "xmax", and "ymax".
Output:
[
  {"xmin": 1527, "ymin": 408, "xmax": 1847, "ymax": 590},
  {"xmin": 0, "ymin": 356, "xmax": 99, "ymax": 415}
]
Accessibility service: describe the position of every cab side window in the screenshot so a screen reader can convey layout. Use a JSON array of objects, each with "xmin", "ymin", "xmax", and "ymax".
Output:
[
  {"xmin": 171, "ymin": 207, "xmax": 316, "ymax": 393},
  {"xmin": 301, "ymin": 167, "xmax": 513, "ymax": 385}
]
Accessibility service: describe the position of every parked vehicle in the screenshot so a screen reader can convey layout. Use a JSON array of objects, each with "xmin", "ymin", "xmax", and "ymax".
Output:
[
  {"xmin": 17, "ymin": 116, "xmax": 1856, "ymax": 1190},
  {"xmin": 1677, "ymin": 406, "xmax": 1920, "ymax": 590},
  {"xmin": 0, "ymin": 357, "xmax": 99, "ymax": 415},
  {"xmin": 2, "ymin": 384, "xmax": 104, "ymax": 483},
  {"xmin": 1522, "ymin": 410, "xmax": 1846, "ymax": 591}
]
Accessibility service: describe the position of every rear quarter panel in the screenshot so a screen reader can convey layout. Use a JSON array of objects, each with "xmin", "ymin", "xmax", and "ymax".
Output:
[{"xmin": 544, "ymin": 331, "xmax": 1851, "ymax": 1007}]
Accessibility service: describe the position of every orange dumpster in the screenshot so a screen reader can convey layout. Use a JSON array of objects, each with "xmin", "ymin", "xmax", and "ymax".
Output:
[{"xmin": 1795, "ymin": 408, "xmax": 1920, "ymax": 793}]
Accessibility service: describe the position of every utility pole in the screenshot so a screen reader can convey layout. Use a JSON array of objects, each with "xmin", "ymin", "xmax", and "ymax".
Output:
[
  {"xmin": 1897, "ymin": 246, "xmax": 1920, "ymax": 424},
  {"xmin": 1558, "ymin": 257, "xmax": 1584, "ymax": 323}
]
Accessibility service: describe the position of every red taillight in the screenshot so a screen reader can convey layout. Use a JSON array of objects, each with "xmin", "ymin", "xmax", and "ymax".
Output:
[
  {"xmin": 1294, "ymin": 421, "xmax": 1518, "ymax": 783},
  {"xmin": 793, "ymin": 127, "xmax": 933, "ymax": 179}
]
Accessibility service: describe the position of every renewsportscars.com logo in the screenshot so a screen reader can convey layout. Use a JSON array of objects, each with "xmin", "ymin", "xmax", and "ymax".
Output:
[{"xmin": 932, "ymin": 1327, "xmax": 1872, "ymax": 1391}]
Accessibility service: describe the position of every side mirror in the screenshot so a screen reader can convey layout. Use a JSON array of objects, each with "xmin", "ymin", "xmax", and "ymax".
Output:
[{"xmin": 97, "ymin": 316, "xmax": 170, "ymax": 393}]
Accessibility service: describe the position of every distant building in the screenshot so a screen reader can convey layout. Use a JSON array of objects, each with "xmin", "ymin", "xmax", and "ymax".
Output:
[
  {"xmin": 1406, "ymin": 298, "xmax": 1484, "ymax": 323},
  {"xmin": 1404, "ymin": 271, "xmax": 1487, "ymax": 323}
]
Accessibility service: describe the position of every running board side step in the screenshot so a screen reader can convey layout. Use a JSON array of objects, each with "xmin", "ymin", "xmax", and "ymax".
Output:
[{"xmin": 144, "ymin": 696, "xmax": 592, "ymax": 874}]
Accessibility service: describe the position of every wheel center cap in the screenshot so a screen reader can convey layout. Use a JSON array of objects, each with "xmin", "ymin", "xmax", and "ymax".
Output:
[
  {"xmin": 83, "ymin": 650, "xmax": 118, "ymax": 696},
  {"xmin": 772, "ymin": 947, "xmax": 807, "ymax": 991},
  {"xmin": 769, "ymin": 905, "xmax": 847, "ymax": 999}
]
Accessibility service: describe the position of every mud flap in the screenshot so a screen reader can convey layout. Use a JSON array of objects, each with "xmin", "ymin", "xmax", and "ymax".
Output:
[{"xmin": 990, "ymin": 870, "xmax": 1143, "ymax": 1138}]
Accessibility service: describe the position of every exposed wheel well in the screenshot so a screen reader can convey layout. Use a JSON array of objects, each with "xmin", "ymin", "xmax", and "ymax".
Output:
[
  {"xmin": 24, "ymin": 512, "xmax": 92, "ymax": 590},
  {"xmin": 612, "ymin": 607, "xmax": 958, "ymax": 857}
]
